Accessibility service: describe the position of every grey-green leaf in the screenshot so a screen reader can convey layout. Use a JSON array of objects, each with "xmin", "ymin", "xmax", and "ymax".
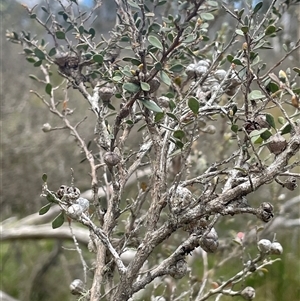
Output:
[
  {"xmin": 281, "ymin": 123, "xmax": 291, "ymax": 135},
  {"xmin": 141, "ymin": 82, "xmax": 150, "ymax": 91},
  {"xmin": 160, "ymin": 71, "xmax": 171, "ymax": 86},
  {"xmin": 39, "ymin": 203, "xmax": 52, "ymax": 215},
  {"xmin": 140, "ymin": 99, "xmax": 163, "ymax": 113},
  {"xmin": 123, "ymin": 82, "xmax": 140, "ymax": 93},
  {"xmin": 52, "ymin": 212, "xmax": 65, "ymax": 229},
  {"xmin": 93, "ymin": 54, "xmax": 103, "ymax": 63},
  {"xmin": 148, "ymin": 35, "xmax": 163, "ymax": 50},
  {"xmin": 49, "ymin": 47, "xmax": 57, "ymax": 56},
  {"xmin": 188, "ymin": 97, "xmax": 199, "ymax": 114},
  {"xmin": 34, "ymin": 48, "xmax": 45, "ymax": 60},
  {"xmin": 253, "ymin": 2, "xmax": 263, "ymax": 14},
  {"xmin": 200, "ymin": 13, "xmax": 214, "ymax": 21},
  {"xmin": 55, "ymin": 31, "xmax": 65, "ymax": 39},
  {"xmin": 127, "ymin": 0, "xmax": 140, "ymax": 9},
  {"xmin": 155, "ymin": 112, "xmax": 165, "ymax": 122},
  {"xmin": 29, "ymin": 74, "xmax": 39, "ymax": 81},
  {"xmin": 173, "ymin": 130, "xmax": 185, "ymax": 140},
  {"xmin": 45, "ymin": 83, "xmax": 52, "ymax": 96},
  {"xmin": 249, "ymin": 90, "xmax": 264, "ymax": 100},
  {"xmin": 265, "ymin": 25, "xmax": 276, "ymax": 35},
  {"xmin": 278, "ymin": 116, "xmax": 285, "ymax": 125},
  {"xmin": 266, "ymin": 113, "xmax": 276, "ymax": 129},
  {"xmin": 42, "ymin": 173, "xmax": 48, "ymax": 182},
  {"xmin": 169, "ymin": 64, "xmax": 184, "ymax": 73},
  {"xmin": 293, "ymin": 67, "xmax": 300, "ymax": 75},
  {"xmin": 231, "ymin": 124, "xmax": 239, "ymax": 133}
]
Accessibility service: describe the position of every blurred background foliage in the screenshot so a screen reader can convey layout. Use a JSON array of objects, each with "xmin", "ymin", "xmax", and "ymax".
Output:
[{"xmin": 1, "ymin": 0, "xmax": 299, "ymax": 300}]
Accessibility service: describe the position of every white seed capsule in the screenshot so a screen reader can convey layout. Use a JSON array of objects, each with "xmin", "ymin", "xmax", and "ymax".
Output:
[
  {"xmin": 270, "ymin": 242, "xmax": 283, "ymax": 255},
  {"xmin": 75, "ymin": 197, "xmax": 89, "ymax": 212},
  {"xmin": 70, "ymin": 279, "xmax": 85, "ymax": 295},
  {"xmin": 195, "ymin": 65, "xmax": 208, "ymax": 76},
  {"xmin": 214, "ymin": 69, "xmax": 227, "ymax": 81},
  {"xmin": 42, "ymin": 123, "xmax": 52, "ymax": 132},
  {"xmin": 67, "ymin": 204, "xmax": 84, "ymax": 219},
  {"xmin": 241, "ymin": 286, "xmax": 256, "ymax": 300},
  {"xmin": 257, "ymin": 239, "xmax": 272, "ymax": 253}
]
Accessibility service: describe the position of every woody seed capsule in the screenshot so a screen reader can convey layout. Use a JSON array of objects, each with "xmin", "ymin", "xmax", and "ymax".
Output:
[
  {"xmin": 267, "ymin": 132, "xmax": 287, "ymax": 155},
  {"xmin": 104, "ymin": 152, "xmax": 121, "ymax": 167}
]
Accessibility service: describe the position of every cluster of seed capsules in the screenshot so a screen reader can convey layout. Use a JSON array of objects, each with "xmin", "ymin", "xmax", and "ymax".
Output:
[{"xmin": 56, "ymin": 185, "xmax": 89, "ymax": 219}]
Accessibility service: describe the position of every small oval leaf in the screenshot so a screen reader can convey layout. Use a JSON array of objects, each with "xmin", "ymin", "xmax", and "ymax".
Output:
[
  {"xmin": 42, "ymin": 173, "xmax": 48, "ymax": 182},
  {"xmin": 265, "ymin": 25, "xmax": 276, "ymax": 35},
  {"xmin": 249, "ymin": 90, "xmax": 264, "ymax": 100},
  {"xmin": 173, "ymin": 130, "xmax": 185, "ymax": 140},
  {"xmin": 140, "ymin": 99, "xmax": 163, "ymax": 112},
  {"xmin": 34, "ymin": 48, "xmax": 45, "ymax": 60},
  {"xmin": 160, "ymin": 71, "xmax": 171, "ymax": 86},
  {"xmin": 52, "ymin": 212, "xmax": 65, "ymax": 229},
  {"xmin": 123, "ymin": 82, "xmax": 140, "ymax": 93},
  {"xmin": 45, "ymin": 83, "xmax": 52, "ymax": 96},
  {"xmin": 55, "ymin": 31, "xmax": 65, "ymax": 39},
  {"xmin": 93, "ymin": 54, "xmax": 103, "ymax": 63},
  {"xmin": 166, "ymin": 112, "xmax": 178, "ymax": 121},
  {"xmin": 231, "ymin": 124, "xmax": 239, "ymax": 133},
  {"xmin": 29, "ymin": 74, "xmax": 39, "ymax": 81},
  {"xmin": 278, "ymin": 116, "xmax": 285, "ymax": 125},
  {"xmin": 280, "ymin": 123, "xmax": 291, "ymax": 135},
  {"xmin": 169, "ymin": 64, "xmax": 184, "ymax": 73},
  {"xmin": 39, "ymin": 203, "xmax": 52, "ymax": 215},
  {"xmin": 253, "ymin": 2, "xmax": 263, "ymax": 14},
  {"xmin": 200, "ymin": 13, "xmax": 214, "ymax": 21},
  {"xmin": 292, "ymin": 67, "xmax": 300, "ymax": 75},
  {"xmin": 188, "ymin": 97, "xmax": 199, "ymax": 114},
  {"xmin": 265, "ymin": 113, "xmax": 276, "ymax": 129},
  {"xmin": 141, "ymin": 82, "xmax": 150, "ymax": 91},
  {"xmin": 232, "ymin": 58, "xmax": 243, "ymax": 66},
  {"xmin": 89, "ymin": 28, "xmax": 96, "ymax": 39},
  {"xmin": 48, "ymin": 47, "xmax": 57, "ymax": 56},
  {"xmin": 148, "ymin": 35, "xmax": 163, "ymax": 50},
  {"xmin": 155, "ymin": 112, "xmax": 165, "ymax": 122}
]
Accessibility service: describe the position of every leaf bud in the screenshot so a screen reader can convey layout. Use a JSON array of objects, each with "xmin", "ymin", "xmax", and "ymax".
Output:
[{"xmin": 278, "ymin": 70, "xmax": 287, "ymax": 83}]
